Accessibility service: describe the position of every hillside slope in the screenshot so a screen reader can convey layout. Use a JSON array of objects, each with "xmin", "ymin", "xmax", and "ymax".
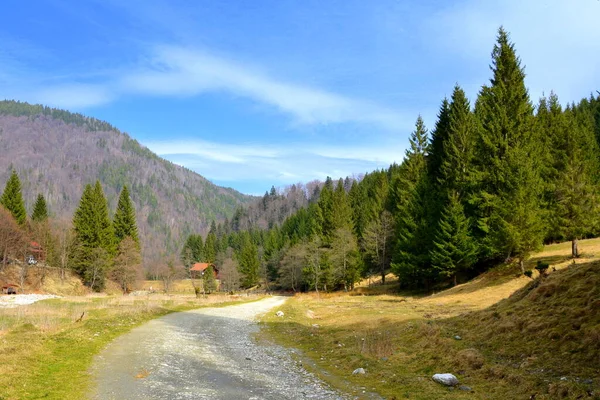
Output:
[
  {"xmin": 262, "ymin": 238, "xmax": 600, "ymax": 399},
  {"xmin": 0, "ymin": 100, "xmax": 255, "ymax": 260}
]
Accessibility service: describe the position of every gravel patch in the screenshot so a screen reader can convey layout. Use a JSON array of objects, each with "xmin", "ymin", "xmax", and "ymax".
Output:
[
  {"xmin": 90, "ymin": 297, "xmax": 353, "ymax": 400},
  {"xmin": 0, "ymin": 294, "xmax": 60, "ymax": 308}
]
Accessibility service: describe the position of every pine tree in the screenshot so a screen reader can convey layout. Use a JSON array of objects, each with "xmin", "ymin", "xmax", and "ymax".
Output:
[
  {"xmin": 331, "ymin": 178, "xmax": 353, "ymax": 232},
  {"xmin": 317, "ymin": 177, "xmax": 335, "ymax": 241},
  {"xmin": 391, "ymin": 116, "xmax": 431, "ymax": 287},
  {"xmin": 113, "ymin": 186, "xmax": 139, "ymax": 245},
  {"xmin": 238, "ymin": 237, "xmax": 259, "ymax": 288},
  {"xmin": 428, "ymin": 98, "xmax": 451, "ymax": 179},
  {"xmin": 202, "ymin": 266, "xmax": 218, "ymax": 294},
  {"xmin": 473, "ymin": 27, "xmax": 543, "ymax": 271},
  {"xmin": 72, "ymin": 181, "xmax": 115, "ymax": 288},
  {"xmin": 204, "ymin": 232, "xmax": 217, "ymax": 263},
  {"xmin": 441, "ymin": 85, "xmax": 476, "ymax": 198},
  {"xmin": 554, "ymin": 107, "xmax": 600, "ymax": 257},
  {"xmin": 31, "ymin": 194, "xmax": 49, "ymax": 222},
  {"xmin": 430, "ymin": 193, "xmax": 477, "ymax": 286},
  {"xmin": 0, "ymin": 170, "xmax": 27, "ymax": 225}
]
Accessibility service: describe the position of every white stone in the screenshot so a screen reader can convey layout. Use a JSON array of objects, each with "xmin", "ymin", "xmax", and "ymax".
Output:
[
  {"xmin": 276, "ymin": 311, "xmax": 284, "ymax": 317},
  {"xmin": 432, "ymin": 373, "xmax": 459, "ymax": 386},
  {"xmin": 352, "ymin": 368, "xmax": 366, "ymax": 375}
]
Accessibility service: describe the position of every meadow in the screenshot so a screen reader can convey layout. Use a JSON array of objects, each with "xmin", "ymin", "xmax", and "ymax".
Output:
[{"xmin": 261, "ymin": 238, "xmax": 600, "ymax": 399}]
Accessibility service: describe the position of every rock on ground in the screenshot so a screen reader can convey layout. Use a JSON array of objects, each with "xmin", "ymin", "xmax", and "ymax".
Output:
[{"xmin": 432, "ymin": 373, "xmax": 459, "ymax": 386}]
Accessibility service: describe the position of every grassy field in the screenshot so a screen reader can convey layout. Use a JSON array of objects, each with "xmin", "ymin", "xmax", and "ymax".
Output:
[
  {"xmin": 0, "ymin": 293, "xmax": 262, "ymax": 400},
  {"xmin": 261, "ymin": 238, "xmax": 600, "ymax": 399}
]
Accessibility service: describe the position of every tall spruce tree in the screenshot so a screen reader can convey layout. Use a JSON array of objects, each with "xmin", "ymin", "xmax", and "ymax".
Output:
[
  {"xmin": 31, "ymin": 193, "xmax": 49, "ymax": 222},
  {"xmin": 113, "ymin": 186, "xmax": 139, "ymax": 245},
  {"xmin": 238, "ymin": 237, "xmax": 259, "ymax": 288},
  {"xmin": 473, "ymin": 27, "xmax": 543, "ymax": 271},
  {"xmin": 72, "ymin": 181, "xmax": 115, "ymax": 289},
  {"xmin": 429, "ymin": 86, "xmax": 478, "ymax": 285},
  {"xmin": 391, "ymin": 116, "xmax": 432, "ymax": 287},
  {"xmin": 0, "ymin": 170, "xmax": 27, "ymax": 225}
]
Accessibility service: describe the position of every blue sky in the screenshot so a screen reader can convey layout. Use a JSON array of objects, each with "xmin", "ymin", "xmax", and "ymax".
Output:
[{"xmin": 1, "ymin": 0, "xmax": 599, "ymax": 195}]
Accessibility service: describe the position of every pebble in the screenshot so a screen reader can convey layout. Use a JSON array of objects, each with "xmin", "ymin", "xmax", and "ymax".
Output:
[
  {"xmin": 276, "ymin": 311, "xmax": 284, "ymax": 317},
  {"xmin": 352, "ymin": 368, "xmax": 366, "ymax": 375},
  {"xmin": 454, "ymin": 335, "xmax": 462, "ymax": 340},
  {"xmin": 459, "ymin": 385, "xmax": 472, "ymax": 391}
]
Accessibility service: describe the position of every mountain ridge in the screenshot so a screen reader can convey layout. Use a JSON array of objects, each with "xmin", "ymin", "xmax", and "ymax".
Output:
[{"xmin": 0, "ymin": 100, "xmax": 256, "ymax": 261}]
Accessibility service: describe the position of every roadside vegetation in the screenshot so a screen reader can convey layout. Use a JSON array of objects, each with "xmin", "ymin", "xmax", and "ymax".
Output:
[
  {"xmin": 261, "ymin": 238, "xmax": 600, "ymax": 399},
  {"xmin": 0, "ymin": 292, "xmax": 261, "ymax": 400}
]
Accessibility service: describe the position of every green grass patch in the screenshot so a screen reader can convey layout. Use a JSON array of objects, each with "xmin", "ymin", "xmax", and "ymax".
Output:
[{"xmin": 0, "ymin": 294, "xmax": 262, "ymax": 400}]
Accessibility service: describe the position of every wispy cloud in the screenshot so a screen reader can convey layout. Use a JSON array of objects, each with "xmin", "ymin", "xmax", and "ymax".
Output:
[
  {"xmin": 122, "ymin": 46, "xmax": 407, "ymax": 129},
  {"xmin": 145, "ymin": 138, "xmax": 405, "ymax": 186}
]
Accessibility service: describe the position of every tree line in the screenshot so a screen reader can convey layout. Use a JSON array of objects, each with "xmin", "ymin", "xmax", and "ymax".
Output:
[
  {"xmin": 180, "ymin": 28, "xmax": 600, "ymax": 292},
  {"xmin": 0, "ymin": 169, "xmax": 141, "ymax": 292}
]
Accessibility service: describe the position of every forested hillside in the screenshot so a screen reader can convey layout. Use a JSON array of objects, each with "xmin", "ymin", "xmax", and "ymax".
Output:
[
  {"xmin": 0, "ymin": 101, "xmax": 254, "ymax": 261},
  {"xmin": 182, "ymin": 28, "xmax": 600, "ymax": 292}
]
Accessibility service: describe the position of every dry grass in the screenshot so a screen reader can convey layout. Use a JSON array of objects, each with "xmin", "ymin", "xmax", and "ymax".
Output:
[
  {"xmin": 0, "ymin": 293, "xmax": 261, "ymax": 400},
  {"xmin": 261, "ymin": 238, "xmax": 600, "ymax": 399}
]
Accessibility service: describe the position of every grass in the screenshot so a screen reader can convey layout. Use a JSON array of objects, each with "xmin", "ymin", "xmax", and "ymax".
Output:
[
  {"xmin": 260, "ymin": 238, "xmax": 600, "ymax": 399},
  {"xmin": 0, "ymin": 293, "xmax": 262, "ymax": 400}
]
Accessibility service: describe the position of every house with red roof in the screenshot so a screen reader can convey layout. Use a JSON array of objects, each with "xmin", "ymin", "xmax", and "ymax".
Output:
[{"xmin": 189, "ymin": 263, "xmax": 219, "ymax": 279}]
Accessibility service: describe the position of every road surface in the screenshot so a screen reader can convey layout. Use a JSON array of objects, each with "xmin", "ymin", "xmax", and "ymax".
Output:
[{"xmin": 89, "ymin": 296, "xmax": 348, "ymax": 400}]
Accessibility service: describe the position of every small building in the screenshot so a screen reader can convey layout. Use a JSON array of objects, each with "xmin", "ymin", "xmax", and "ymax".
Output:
[
  {"xmin": 2, "ymin": 284, "xmax": 18, "ymax": 295},
  {"xmin": 189, "ymin": 263, "xmax": 219, "ymax": 279}
]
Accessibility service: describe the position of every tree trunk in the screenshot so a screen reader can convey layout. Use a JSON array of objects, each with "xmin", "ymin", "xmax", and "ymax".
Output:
[
  {"xmin": 572, "ymin": 238, "xmax": 579, "ymax": 259},
  {"xmin": 519, "ymin": 258, "xmax": 525, "ymax": 275},
  {"xmin": 453, "ymin": 274, "xmax": 457, "ymax": 287}
]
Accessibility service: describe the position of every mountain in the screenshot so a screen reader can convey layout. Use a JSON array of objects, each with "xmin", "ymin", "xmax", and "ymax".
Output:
[{"xmin": 0, "ymin": 100, "xmax": 255, "ymax": 261}]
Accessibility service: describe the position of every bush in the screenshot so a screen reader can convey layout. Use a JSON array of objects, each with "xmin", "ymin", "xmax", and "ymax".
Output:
[
  {"xmin": 535, "ymin": 261, "xmax": 549, "ymax": 277},
  {"xmin": 524, "ymin": 270, "xmax": 533, "ymax": 278}
]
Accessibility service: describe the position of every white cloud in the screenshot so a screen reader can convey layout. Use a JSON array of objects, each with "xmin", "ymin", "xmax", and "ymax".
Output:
[
  {"xmin": 145, "ymin": 138, "xmax": 405, "ymax": 186},
  {"xmin": 122, "ymin": 46, "xmax": 408, "ymax": 129}
]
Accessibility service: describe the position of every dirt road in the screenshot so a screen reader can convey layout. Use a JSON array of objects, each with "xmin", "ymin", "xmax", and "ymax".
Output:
[{"xmin": 89, "ymin": 296, "xmax": 347, "ymax": 399}]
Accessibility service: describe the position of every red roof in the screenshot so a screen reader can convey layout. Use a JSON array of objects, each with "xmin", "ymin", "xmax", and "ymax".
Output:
[{"xmin": 190, "ymin": 263, "xmax": 213, "ymax": 272}]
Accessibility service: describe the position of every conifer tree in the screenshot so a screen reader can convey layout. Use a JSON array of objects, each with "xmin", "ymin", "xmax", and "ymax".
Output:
[
  {"xmin": 202, "ymin": 266, "xmax": 218, "ymax": 294},
  {"xmin": 430, "ymin": 193, "xmax": 477, "ymax": 286},
  {"xmin": 331, "ymin": 178, "xmax": 353, "ymax": 232},
  {"xmin": 204, "ymin": 232, "xmax": 217, "ymax": 263},
  {"xmin": 473, "ymin": 27, "xmax": 543, "ymax": 271},
  {"xmin": 113, "ymin": 186, "xmax": 139, "ymax": 245},
  {"xmin": 391, "ymin": 116, "xmax": 431, "ymax": 287},
  {"xmin": 72, "ymin": 181, "xmax": 115, "ymax": 288},
  {"xmin": 31, "ymin": 194, "xmax": 49, "ymax": 222},
  {"xmin": 554, "ymin": 107, "xmax": 600, "ymax": 257},
  {"xmin": 428, "ymin": 98, "xmax": 451, "ymax": 179},
  {"xmin": 238, "ymin": 237, "xmax": 259, "ymax": 288},
  {"xmin": 317, "ymin": 177, "xmax": 335, "ymax": 241},
  {"xmin": 0, "ymin": 170, "xmax": 27, "ymax": 225}
]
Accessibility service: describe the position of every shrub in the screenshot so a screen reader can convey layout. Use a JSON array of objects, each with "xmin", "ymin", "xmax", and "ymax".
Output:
[
  {"xmin": 535, "ymin": 261, "xmax": 549, "ymax": 277},
  {"xmin": 524, "ymin": 270, "xmax": 533, "ymax": 278}
]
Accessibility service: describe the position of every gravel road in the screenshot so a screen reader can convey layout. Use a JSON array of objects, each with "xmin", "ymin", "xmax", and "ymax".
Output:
[{"xmin": 89, "ymin": 296, "xmax": 348, "ymax": 400}]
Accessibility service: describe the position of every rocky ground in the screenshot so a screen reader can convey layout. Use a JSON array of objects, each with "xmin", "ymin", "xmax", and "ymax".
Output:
[{"xmin": 90, "ymin": 296, "xmax": 353, "ymax": 400}]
